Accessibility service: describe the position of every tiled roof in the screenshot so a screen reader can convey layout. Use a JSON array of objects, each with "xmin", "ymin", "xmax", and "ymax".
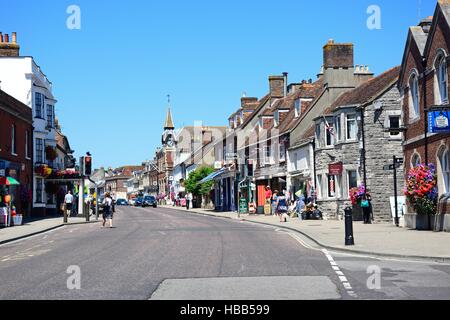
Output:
[
  {"xmin": 328, "ymin": 66, "xmax": 400, "ymax": 112},
  {"xmin": 238, "ymin": 94, "xmax": 270, "ymax": 128}
]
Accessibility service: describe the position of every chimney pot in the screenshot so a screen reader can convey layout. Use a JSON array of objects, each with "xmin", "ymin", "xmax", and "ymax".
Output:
[
  {"xmin": 0, "ymin": 33, "xmax": 3, "ymax": 43},
  {"xmin": 4, "ymin": 34, "xmax": 9, "ymax": 43},
  {"xmin": 12, "ymin": 32, "xmax": 16, "ymax": 44}
]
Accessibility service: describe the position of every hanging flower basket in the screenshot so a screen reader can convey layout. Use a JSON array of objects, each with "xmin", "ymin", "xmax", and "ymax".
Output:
[
  {"xmin": 45, "ymin": 146, "xmax": 58, "ymax": 161},
  {"xmin": 404, "ymin": 164, "xmax": 438, "ymax": 216}
]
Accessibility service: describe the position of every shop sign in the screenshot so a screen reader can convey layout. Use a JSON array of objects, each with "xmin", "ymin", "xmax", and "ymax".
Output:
[
  {"xmin": 329, "ymin": 162, "xmax": 343, "ymax": 176},
  {"xmin": 428, "ymin": 111, "xmax": 450, "ymax": 133}
]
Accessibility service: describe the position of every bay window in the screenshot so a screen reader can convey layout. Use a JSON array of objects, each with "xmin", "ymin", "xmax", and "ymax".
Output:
[{"xmin": 346, "ymin": 114, "xmax": 357, "ymax": 140}]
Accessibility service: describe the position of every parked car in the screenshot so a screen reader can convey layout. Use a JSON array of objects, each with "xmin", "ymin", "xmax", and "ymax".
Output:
[
  {"xmin": 134, "ymin": 197, "xmax": 144, "ymax": 207},
  {"xmin": 142, "ymin": 195, "xmax": 157, "ymax": 208},
  {"xmin": 129, "ymin": 198, "xmax": 136, "ymax": 206},
  {"xmin": 116, "ymin": 199, "xmax": 128, "ymax": 206}
]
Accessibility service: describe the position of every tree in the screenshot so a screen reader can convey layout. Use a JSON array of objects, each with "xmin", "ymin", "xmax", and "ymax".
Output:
[{"xmin": 185, "ymin": 166, "xmax": 215, "ymax": 197}]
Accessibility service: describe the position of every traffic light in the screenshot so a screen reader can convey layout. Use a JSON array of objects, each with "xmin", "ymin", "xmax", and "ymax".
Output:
[{"xmin": 84, "ymin": 155, "xmax": 92, "ymax": 176}]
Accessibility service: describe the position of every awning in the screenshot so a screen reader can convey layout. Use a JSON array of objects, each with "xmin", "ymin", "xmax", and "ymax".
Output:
[{"xmin": 199, "ymin": 168, "xmax": 227, "ymax": 184}]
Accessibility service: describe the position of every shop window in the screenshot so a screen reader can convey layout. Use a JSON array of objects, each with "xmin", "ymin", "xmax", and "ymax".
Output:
[
  {"xmin": 36, "ymin": 178, "xmax": 43, "ymax": 203},
  {"xmin": 441, "ymin": 150, "xmax": 450, "ymax": 194},
  {"xmin": 347, "ymin": 170, "xmax": 358, "ymax": 196}
]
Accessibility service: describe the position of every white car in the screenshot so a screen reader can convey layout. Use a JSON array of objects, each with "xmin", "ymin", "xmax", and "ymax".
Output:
[{"xmin": 129, "ymin": 198, "xmax": 136, "ymax": 206}]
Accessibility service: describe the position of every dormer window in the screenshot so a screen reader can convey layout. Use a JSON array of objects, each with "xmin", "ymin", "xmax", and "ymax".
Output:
[
  {"xmin": 435, "ymin": 53, "xmax": 448, "ymax": 105},
  {"xmin": 295, "ymin": 99, "xmax": 301, "ymax": 117},
  {"xmin": 274, "ymin": 111, "xmax": 280, "ymax": 127}
]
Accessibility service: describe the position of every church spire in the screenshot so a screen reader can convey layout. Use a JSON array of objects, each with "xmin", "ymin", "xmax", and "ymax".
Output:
[{"xmin": 164, "ymin": 94, "xmax": 175, "ymax": 130}]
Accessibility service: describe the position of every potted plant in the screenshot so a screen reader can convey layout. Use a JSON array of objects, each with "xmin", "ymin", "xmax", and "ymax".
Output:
[
  {"xmin": 349, "ymin": 184, "xmax": 366, "ymax": 221},
  {"xmin": 404, "ymin": 164, "xmax": 438, "ymax": 230},
  {"xmin": 45, "ymin": 146, "xmax": 58, "ymax": 161}
]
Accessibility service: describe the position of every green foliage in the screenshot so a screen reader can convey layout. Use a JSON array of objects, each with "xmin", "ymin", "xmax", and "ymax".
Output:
[{"xmin": 185, "ymin": 166, "xmax": 215, "ymax": 196}]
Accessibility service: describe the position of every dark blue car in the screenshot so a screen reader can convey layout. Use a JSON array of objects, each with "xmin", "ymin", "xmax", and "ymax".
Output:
[
  {"xmin": 134, "ymin": 197, "xmax": 144, "ymax": 207},
  {"xmin": 142, "ymin": 196, "xmax": 157, "ymax": 208}
]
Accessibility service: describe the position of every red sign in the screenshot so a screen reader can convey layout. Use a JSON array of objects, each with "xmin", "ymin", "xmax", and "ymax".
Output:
[{"xmin": 329, "ymin": 162, "xmax": 343, "ymax": 176}]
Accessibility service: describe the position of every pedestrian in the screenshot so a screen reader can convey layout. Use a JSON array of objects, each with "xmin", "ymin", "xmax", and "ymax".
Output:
[
  {"xmin": 296, "ymin": 195, "xmax": 306, "ymax": 220},
  {"xmin": 361, "ymin": 191, "xmax": 372, "ymax": 224},
  {"xmin": 64, "ymin": 190, "xmax": 74, "ymax": 219},
  {"xmin": 102, "ymin": 193, "xmax": 114, "ymax": 228},
  {"xmin": 186, "ymin": 192, "xmax": 193, "ymax": 210},
  {"xmin": 276, "ymin": 191, "xmax": 289, "ymax": 222},
  {"xmin": 271, "ymin": 190, "xmax": 279, "ymax": 216}
]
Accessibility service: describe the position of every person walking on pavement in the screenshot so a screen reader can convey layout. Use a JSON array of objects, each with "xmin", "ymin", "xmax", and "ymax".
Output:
[
  {"xmin": 186, "ymin": 192, "xmax": 193, "ymax": 210},
  {"xmin": 64, "ymin": 190, "xmax": 74, "ymax": 220},
  {"xmin": 102, "ymin": 193, "xmax": 114, "ymax": 228},
  {"xmin": 276, "ymin": 191, "xmax": 288, "ymax": 222},
  {"xmin": 361, "ymin": 191, "xmax": 372, "ymax": 224},
  {"xmin": 271, "ymin": 190, "xmax": 279, "ymax": 216}
]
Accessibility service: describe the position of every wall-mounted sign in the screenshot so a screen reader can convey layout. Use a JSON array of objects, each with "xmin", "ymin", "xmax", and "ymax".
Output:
[
  {"xmin": 428, "ymin": 111, "xmax": 450, "ymax": 133},
  {"xmin": 329, "ymin": 162, "xmax": 343, "ymax": 176}
]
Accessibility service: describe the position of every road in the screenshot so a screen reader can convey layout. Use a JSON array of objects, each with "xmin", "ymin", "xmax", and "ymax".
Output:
[{"xmin": 0, "ymin": 206, "xmax": 449, "ymax": 300}]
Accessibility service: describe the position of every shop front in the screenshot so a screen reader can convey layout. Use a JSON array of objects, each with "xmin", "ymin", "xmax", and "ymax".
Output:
[{"xmin": 0, "ymin": 159, "xmax": 32, "ymax": 227}]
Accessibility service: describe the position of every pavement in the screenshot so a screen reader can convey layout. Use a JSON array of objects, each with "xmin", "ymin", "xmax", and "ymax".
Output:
[
  {"xmin": 0, "ymin": 215, "xmax": 100, "ymax": 245},
  {"xmin": 0, "ymin": 206, "xmax": 449, "ymax": 300},
  {"xmin": 162, "ymin": 205, "xmax": 450, "ymax": 263}
]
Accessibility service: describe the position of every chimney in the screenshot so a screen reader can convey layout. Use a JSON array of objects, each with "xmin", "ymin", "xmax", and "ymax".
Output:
[
  {"xmin": 269, "ymin": 75, "xmax": 285, "ymax": 98},
  {"xmin": 241, "ymin": 97, "xmax": 258, "ymax": 109},
  {"xmin": 282, "ymin": 72, "xmax": 288, "ymax": 97},
  {"xmin": 0, "ymin": 32, "xmax": 20, "ymax": 57},
  {"xmin": 323, "ymin": 39, "xmax": 354, "ymax": 69},
  {"xmin": 418, "ymin": 17, "xmax": 433, "ymax": 33}
]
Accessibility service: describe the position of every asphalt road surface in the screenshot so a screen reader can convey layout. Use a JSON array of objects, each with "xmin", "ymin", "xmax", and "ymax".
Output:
[{"xmin": 0, "ymin": 206, "xmax": 449, "ymax": 300}]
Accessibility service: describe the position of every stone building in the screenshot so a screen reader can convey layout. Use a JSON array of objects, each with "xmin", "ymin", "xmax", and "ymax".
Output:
[
  {"xmin": 398, "ymin": 0, "xmax": 450, "ymax": 230},
  {"xmin": 313, "ymin": 67, "xmax": 403, "ymax": 222}
]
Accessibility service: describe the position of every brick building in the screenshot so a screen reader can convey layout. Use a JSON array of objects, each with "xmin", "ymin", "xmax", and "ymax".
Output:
[
  {"xmin": 398, "ymin": 0, "xmax": 450, "ymax": 230},
  {"xmin": 0, "ymin": 89, "xmax": 33, "ymax": 217},
  {"xmin": 105, "ymin": 166, "xmax": 143, "ymax": 200}
]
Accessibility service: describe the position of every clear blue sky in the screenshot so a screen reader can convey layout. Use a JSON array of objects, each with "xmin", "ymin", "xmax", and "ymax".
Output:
[{"xmin": 1, "ymin": 0, "xmax": 437, "ymax": 169}]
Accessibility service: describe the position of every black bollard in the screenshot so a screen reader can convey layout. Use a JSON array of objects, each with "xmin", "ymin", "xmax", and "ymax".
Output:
[{"xmin": 344, "ymin": 206, "xmax": 355, "ymax": 246}]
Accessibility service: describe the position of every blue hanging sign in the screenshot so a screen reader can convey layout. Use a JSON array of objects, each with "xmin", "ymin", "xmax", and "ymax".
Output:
[{"xmin": 428, "ymin": 111, "xmax": 450, "ymax": 133}]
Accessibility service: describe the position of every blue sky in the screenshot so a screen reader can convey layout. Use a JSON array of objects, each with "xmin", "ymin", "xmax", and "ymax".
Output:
[{"xmin": 1, "ymin": 0, "xmax": 437, "ymax": 168}]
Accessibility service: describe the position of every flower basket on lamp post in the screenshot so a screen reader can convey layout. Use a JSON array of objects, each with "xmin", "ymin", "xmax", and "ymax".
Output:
[{"xmin": 404, "ymin": 164, "xmax": 438, "ymax": 230}]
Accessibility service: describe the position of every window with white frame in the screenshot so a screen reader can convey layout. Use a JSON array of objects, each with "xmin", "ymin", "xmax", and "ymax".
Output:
[
  {"xmin": 346, "ymin": 114, "xmax": 357, "ymax": 140},
  {"xmin": 36, "ymin": 138, "xmax": 44, "ymax": 163},
  {"xmin": 436, "ymin": 54, "xmax": 448, "ymax": 104},
  {"xmin": 293, "ymin": 152, "xmax": 298, "ymax": 171},
  {"xmin": 334, "ymin": 115, "xmax": 342, "ymax": 142},
  {"xmin": 35, "ymin": 93, "xmax": 44, "ymax": 118},
  {"xmin": 279, "ymin": 143, "xmax": 286, "ymax": 162},
  {"xmin": 263, "ymin": 145, "xmax": 272, "ymax": 165},
  {"xmin": 46, "ymin": 104, "xmax": 54, "ymax": 128},
  {"xmin": 325, "ymin": 120, "xmax": 334, "ymax": 146},
  {"xmin": 11, "ymin": 124, "xmax": 16, "ymax": 155},
  {"xmin": 409, "ymin": 73, "xmax": 420, "ymax": 119},
  {"xmin": 440, "ymin": 149, "xmax": 450, "ymax": 193},
  {"xmin": 317, "ymin": 174, "xmax": 323, "ymax": 199},
  {"xmin": 315, "ymin": 123, "xmax": 321, "ymax": 148},
  {"xmin": 295, "ymin": 99, "xmax": 301, "ymax": 117},
  {"xmin": 274, "ymin": 111, "xmax": 279, "ymax": 127}
]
